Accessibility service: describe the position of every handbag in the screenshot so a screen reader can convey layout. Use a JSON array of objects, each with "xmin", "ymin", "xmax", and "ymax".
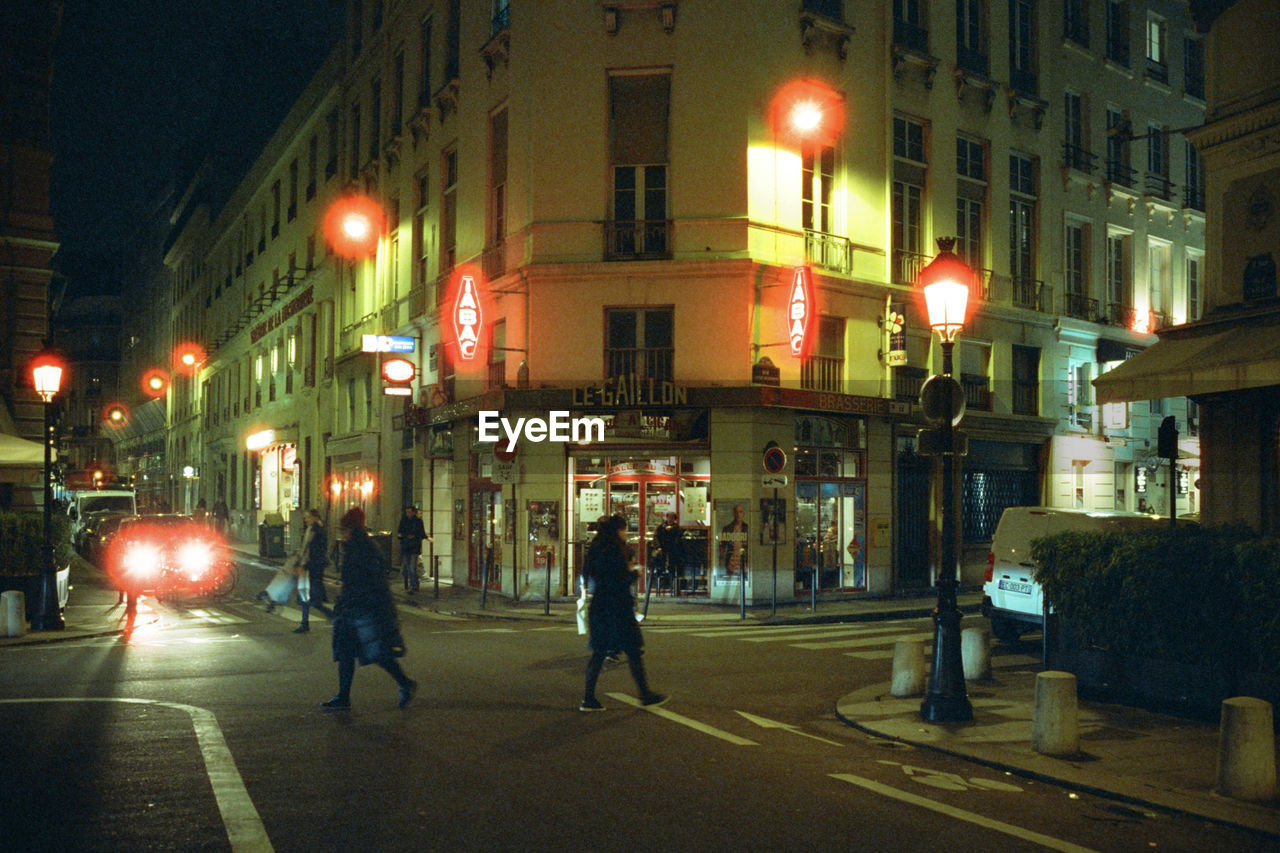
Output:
[
  {"xmin": 297, "ymin": 570, "xmax": 311, "ymax": 601},
  {"xmin": 266, "ymin": 568, "xmax": 298, "ymax": 604},
  {"xmin": 576, "ymin": 586, "xmax": 588, "ymax": 635}
]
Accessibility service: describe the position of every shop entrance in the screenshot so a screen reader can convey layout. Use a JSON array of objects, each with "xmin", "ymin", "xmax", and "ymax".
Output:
[
  {"xmin": 468, "ymin": 485, "xmax": 503, "ymax": 590},
  {"xmin": 792, "ymin": 416, "xmax": 867, "ymax": 593}
]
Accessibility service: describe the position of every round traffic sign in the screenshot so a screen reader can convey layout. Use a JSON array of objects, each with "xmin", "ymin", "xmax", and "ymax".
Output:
[
  {"xmin": 493, "ymin": 444, "xmax": 517, "ymax": 462},
  {"xmin": 763, "ymin": 446, "xmax": 787, "ymax": 474},
  {"xmin": 920, "ymin": 375, "xmax": 965, "ymax": 426}
]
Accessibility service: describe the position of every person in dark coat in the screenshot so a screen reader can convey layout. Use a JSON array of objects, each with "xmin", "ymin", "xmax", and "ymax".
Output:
[
  {"xmin": 396, "ymin": 506, "xmax": 427, "ymax": 593},
  {"xmin": 294, "ymin": 508, "xmax": 332, "ymax": 633},
  {"xmin": 580, "ymin": 515, "xmax": 665, "ymax": 712},
  {"xmin": 652, "ymin": 512, "xmax": 687, "ymax": 594},
  {"xmin": 322, "ymin": 507, "xmax": 417, "ymax": 711}
]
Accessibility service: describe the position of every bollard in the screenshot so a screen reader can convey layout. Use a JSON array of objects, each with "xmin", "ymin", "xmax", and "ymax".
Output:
[
  {"xmin": 961, "ymin": 626, "xmax": 991, "ymax": 680},
  {"xmin": 1032, "ymin": 671, "xmax": 1078, "ymax": 756},
  {"xmin": 2, "ymin": 590, "xmax": 27, "ymax": 638},
  {"xmin": 1217, "ymin": 696, "xmax": 1277, "ymax": 801},
  {"xmin": 890, "ymin": 638, "xmax": 926, "ymax": 697}
]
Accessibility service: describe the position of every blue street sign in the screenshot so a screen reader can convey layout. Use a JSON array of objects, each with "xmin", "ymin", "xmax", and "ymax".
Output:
[{"xmin": 362, "ymin": 334, "xmax": 417, "ymax": 353}]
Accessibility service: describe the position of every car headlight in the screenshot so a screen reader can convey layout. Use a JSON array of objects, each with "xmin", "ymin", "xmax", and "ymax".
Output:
[
  {"xmin": 177, "ymin": 541, "xmax": 214, "ymax": 580},
  {"xmin": 124, "ymin": 543, "xmax": 162, "ymax": 579}
]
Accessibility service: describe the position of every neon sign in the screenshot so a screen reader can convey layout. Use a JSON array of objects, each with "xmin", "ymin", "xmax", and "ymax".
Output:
[
  {"xmin": 788, "ymin": 266, "xmax": 813, "ymax": 358},
  {"xmin": 453, "ymin": 274, "xmax": 483, "ymax": 361}
]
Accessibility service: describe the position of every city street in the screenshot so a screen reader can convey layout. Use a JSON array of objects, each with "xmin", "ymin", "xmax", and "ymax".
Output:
[{"xmin": 0, "ymin": 560, "xmax": 1273, "ymax": 852}]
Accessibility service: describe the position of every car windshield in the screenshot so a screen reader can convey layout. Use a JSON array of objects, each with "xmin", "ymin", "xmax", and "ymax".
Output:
[{"xmin": 80, "ymin": 495, "xmax": 135, "ymax": 515}]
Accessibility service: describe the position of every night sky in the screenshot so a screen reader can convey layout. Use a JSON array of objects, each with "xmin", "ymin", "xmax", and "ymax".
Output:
[{"xmin": 50, "ymin": 0, "xmax": 344, "ymax": 287}]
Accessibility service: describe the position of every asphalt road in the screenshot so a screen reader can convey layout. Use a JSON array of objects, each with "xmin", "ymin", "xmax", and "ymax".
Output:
[{"xmin": 0, "ymin": 560, "xmax": 1272, "ymax": 852}]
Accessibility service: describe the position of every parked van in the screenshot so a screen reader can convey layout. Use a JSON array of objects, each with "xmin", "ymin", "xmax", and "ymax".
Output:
[
  {"xmin": 68, "ymin": 489, "xmax": 137, "ymax": 549},
  {"xmin": 982, "ymin": 506, "xmax": 1172, "ymax": 642}
]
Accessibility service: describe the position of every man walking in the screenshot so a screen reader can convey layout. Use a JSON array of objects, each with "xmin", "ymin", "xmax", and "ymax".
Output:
[
  {"xmin": 397, "ymin": 506, "xmax": 427, "ymax": 594},
  {"xmin": 295, "ymin": 508, "xmax": 332, "ymax": 633}
]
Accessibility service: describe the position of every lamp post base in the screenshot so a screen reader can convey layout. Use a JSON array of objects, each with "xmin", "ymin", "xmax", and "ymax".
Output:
[{"xmin": 920, "ymin": 602, "xmax": 972, "ymax": 723}]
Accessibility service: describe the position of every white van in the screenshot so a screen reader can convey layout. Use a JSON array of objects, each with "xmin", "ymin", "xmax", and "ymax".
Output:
[
  {"xmin": 982, "ymin": 506, "xmax": 1171, "ymax": 642},
  {"xmin": 68, "ymin": 489, "xmax": 137, "ymax": 548}
]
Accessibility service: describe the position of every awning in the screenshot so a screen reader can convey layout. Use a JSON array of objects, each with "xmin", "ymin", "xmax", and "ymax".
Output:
[
  {"xmin": 1094, "ymin": 321, "xmax": 1280, "ymax": 403},
  {"xmin": 0, "ymin": 431, "xmax": 48, "ymax": 466}
]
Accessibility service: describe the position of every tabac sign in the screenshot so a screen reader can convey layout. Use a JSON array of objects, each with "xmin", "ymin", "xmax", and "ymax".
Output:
[
  {"xmin": 453, "ymin": 274, "xmax": 483, "ymax": 361},
  {"xmin": 788, "ymin": 266, "xmax": 813, "ymax": 358}
]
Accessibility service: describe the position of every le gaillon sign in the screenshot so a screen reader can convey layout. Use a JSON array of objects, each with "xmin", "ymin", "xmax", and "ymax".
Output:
[{"xmin": 571, "ymin": 375, "xmax": 689, "ymax": 407}]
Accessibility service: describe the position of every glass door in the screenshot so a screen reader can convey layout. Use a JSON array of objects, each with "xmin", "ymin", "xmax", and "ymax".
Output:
[{"xmin": 468, "ymin": 485, "xmax": 502, "ymax": 590}]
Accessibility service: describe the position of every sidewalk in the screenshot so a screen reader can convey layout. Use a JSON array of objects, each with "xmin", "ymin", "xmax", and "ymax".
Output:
[{"xmin": 10, "ymin": 545, "xmax": 1279, "ymax": 840}]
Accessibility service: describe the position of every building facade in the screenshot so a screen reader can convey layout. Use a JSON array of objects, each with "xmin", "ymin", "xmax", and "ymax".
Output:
[{"xmin": 124, "ymin": 0, "xmax": 1207, "ymax": 601}]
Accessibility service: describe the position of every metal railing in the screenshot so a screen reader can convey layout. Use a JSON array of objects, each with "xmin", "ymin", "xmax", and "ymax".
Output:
[
  {"xmin": 1011, "ymin": 277, "xmax": 1046, "ymax": 311},
  {"xmin": 1183, "ymin": 185, "xmax": 1205, "ymax": 211},
  {"xmin": 800, "ymin": 355, "xmax": 843, "ymax": 393},
  {"xmin": 1107, "ymin": 302, "xmax": 1137, "ymax": 329},
  {"xmin": 1105, "ymin": 30, "xmax": 1129, "ymax": 65},
  {"xmin": 1105, "ymin": 160, "xmax": 1137, "ymax": 188},
  {"xmin": 606, "ymin": 347, "xmax": 673, "ymax": 383},
  {"xmin": 604, "ymin": 220, "xmax": 671, "ymax": 260},
  {"xmin": 1145, "ymin": 58, "xmax": 1169, "ymax": 84},
  {"xmin": 1063, "ymin": 292, "xmax": 1098, "ymax": 321},
  {"xmin": 805, "ymin": 229, "xmax": 851, "ymax": 274},
  {"xmin": 892, "ymin": 18, "xmax": 928, "ymax": 52},
  {"xmin": 1012, "ymin": 379, "xmax": 1039, "ymax": 415},
  {"xmin": 893, "ymin": 366, "xmax": 927, "ymax": 403},
  {"xmin": 892, "ymin": 249, "xmax": 930, "ymax": 286},
  {"xmin": 482, "ymin": 243, "xmax": 506, "ymax": 280},
  {"xmin": 960, "ymin": 375, "xmax": 992, "ymax": 411},
  {"xmin": 1062, "ymin": 142, "xmax": 1097, "ymax": 175},
  {"xmin": 1145, "ymin": 174, "xmax": 1175, "ymax": 201}
]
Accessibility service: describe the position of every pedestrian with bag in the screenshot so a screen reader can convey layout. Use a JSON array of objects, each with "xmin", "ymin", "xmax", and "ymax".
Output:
[
  {"xmin": 396, "ymin": 506, "xmax": 427, "ymax": 594},
  {"xmin": 580, "ymin": 514, "xmax": 665, "ymax": 712},
  {"xmin": 293, "ymin": 508, "xmax": 332, "ymax": 633},
  {"xmin": 322, "ymin": 507, "xmax": 417, "ymax": 711}
]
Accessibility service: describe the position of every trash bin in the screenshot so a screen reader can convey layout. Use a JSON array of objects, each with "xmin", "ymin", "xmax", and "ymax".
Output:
[{"xmin": 259, "ymin": 512, "xmax": 287, "ymax": 558}]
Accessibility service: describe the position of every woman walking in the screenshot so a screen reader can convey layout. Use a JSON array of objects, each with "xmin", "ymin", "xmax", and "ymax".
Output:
[
  {"xmin": 322, "ymin": 507, "xmax": 417, "ymax": 711},
  {"xmin": 580, "ymin": 515, "xmax": 665, "ymax": 712}
]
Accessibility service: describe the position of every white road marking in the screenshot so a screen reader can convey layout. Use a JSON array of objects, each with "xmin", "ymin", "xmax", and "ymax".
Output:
[
  {"xmin": 794, "ymin": 632, "xmax": 933, "ymax": 650},
  {"xmin": 0, "ymin": 698, "xmax": 273, "ymax": 853},
  {"xmin": 735, "ymin": 710, "xmax": 845, "ymax": 746},
  {"xmin": 605, "ymin": 693, "xmax": 758, "ymax": 746},
  {"xmin": 740, "ymin": 625, "xmax": 911, "ymax": 643},
  {"xmin": 830, "ymin": 773, "xmax": 1097, "ymax": 853}
]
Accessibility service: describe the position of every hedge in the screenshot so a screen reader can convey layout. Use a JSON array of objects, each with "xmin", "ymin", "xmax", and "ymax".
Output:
[
  {"xmin": 1031, "ymin": 525, "xmax": 1278, "ymax": 676},
  {"xmin": 0, "ymin": 511, "xmax": 73, "ymax": 576}
]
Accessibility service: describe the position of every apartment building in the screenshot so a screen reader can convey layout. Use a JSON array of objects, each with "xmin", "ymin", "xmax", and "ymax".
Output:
[{"xmin": 123, "ymin": 0, "xmax": 1206, "ymax": 601}]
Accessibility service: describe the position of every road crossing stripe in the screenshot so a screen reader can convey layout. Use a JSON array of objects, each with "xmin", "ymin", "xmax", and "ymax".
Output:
[
  {"xmin": 605, "ymin": 693, "xmax": 759, "ymax": 746},
  {"xmin": 739, "ymin": 625, "xmax": 913, "ymax": 643},
  {"xmin": 648, "ymin": 621, "xmax": 912, "ymax": 636},
  {"xmin": 793, "ymin": 632, "xmax": 933, "ymax": 650},
  {"xmin": 830, "ymin": 773, "xmax": 1098, "ymax": 853}
]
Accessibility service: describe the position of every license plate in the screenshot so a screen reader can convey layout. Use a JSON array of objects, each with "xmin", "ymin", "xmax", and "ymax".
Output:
[{"xmin": 997, "ymin": 579, "xmax": 1033, "ymax": 595}]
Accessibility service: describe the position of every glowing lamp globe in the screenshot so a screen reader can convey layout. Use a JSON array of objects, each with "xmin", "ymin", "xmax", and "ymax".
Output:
[
  {"xmin": 769, "ymin": 79, "xmax": 845, "ymax": 148},
  {"xmin": 919, "ymin": 238, "xmax": 972, "ymax": 343},
  {"xmin": 30, "ymin": 349, "xmax": 65, "ymax": 403},
  {"xmin": 142, "ymin": 368, "xmax": 170, "ymax": 398},
  {"xmin": 323, "ymin": 195, "xmax": 385, "ymax": 258}
]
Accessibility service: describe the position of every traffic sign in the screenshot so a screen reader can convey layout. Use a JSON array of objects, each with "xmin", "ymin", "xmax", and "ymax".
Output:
[
  {"xmin": 763, "ymin": 445, "xmax": 787, "ymax": 474},
  {"xmin": 761, "ymin": 474, "xmax": 788, "ymax": 488},
  {"xmin": 916, "ymin": 427, "xmax": 969, "ymax": 457},
  {"xmin": 493, "ymin": 443, "xmax": 518, "ymax": 462},
  {"xmin": 492, "ymin": 460, "xmax": 517, "ymax": 483},
  {"xmin": 920, "ymin": 375, "xmax": 965, "ymax": 426}
]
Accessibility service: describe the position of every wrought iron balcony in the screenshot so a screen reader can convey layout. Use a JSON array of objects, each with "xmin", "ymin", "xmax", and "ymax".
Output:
[
  {"xmin": 1105, "ymin": 32, "xmax": 1129, "ymax": 65},
  {"xmin": 893, "ymin": 366, "xmax": 927, "ymax": 403},
  {"xmin": 1106, "ymin": 160, "xmax": 1137, "ymax": 188},
  {"xmin": 805, "ymin": 229, "xmax": 851, "ymax": 274},
  {"xmin": 961, "ymin": 374, "xmax": 992, "ymax": 411},
  {"xmin": 892, "ymin": 249, "xmax": 930, "ymax": 286},
  {"xmin": 1063, "ymin": 292, "xmax": 1099, "ymax": 321},
  {"xmin": 1012, "ymin": 277, "xmax": 1046, "ymax": 311},
  {"xmin": 1145, "ymin": 57, "xmax": 1169, "ymax": 84},
  {"xmin": 1184, "ymin": 185, "xmax": 1205, "ymax": 211},
  {"xmin": 1107, "ymin": 302, "xmax": 1138, "ymax": 329},
  {"xmin": 1145, "ymin": 174, "xmax": 1175, "ymax": 201},
  {"xmin": 606, "ymin": 347, "xmax": 673, "ymax": 383},
  {"xmin": 604, "ymin": 220, "xmax": 671, "ymax": 261},
  {"xmin": 1012, "ymin": 379, "xmax": 1039, "ymax": 415},
  {"xmin": 800, "ymin": 355, "xmax": 843, "ymax": 393},
  {"xmin": 1062, "ymin": 143, "xmax": 1097, "ymax": 175}
]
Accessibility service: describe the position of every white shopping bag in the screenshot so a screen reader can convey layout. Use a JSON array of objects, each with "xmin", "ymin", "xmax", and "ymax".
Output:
[{"xmin": 576, "ymin": 588, "xmax": 588, "ymax": 635}]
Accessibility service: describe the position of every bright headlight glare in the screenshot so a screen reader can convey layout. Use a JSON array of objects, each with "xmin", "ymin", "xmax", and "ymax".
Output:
[
  {"xmin": 125, "ymin": 544, "xmax": 162, "ymax": 578},
  {"xmin": 177, "ymin": 541, "xmax": 213, "ymax": 578}
]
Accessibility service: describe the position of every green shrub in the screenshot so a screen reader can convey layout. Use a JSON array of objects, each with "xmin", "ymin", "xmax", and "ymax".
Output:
[
  {"xmin": 1031, "ymin": 525, "xmax": 1276, "ymax": 674},
  {"xmin": 0, "ymin": 511, "xmax": 74, "ymax": 576}
]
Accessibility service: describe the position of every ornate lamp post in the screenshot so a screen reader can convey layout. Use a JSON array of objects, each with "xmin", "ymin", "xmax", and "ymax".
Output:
[
  {"xmin": 30, "ymin": 345, "xmax": 66, "ymax": 631},
  {"xmin": 918, "ymin": 238, "xmax": 973, "ymax": 723}
]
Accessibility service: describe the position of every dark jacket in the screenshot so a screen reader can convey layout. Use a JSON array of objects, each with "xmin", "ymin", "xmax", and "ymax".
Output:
[
  {"xmin": 653, "ymin": 521, "xmax": 686, "ymax": 569},
  {"xmin": 303, "ymin": 523, "xmax": 328, "ymax": 572},
  {"xmin": 397, "ymin": 514, "xmax": 427, "ymax": 556},
  {"xmin": 585, "ymin": 536, "xmax": 642, "ymax": 655},
  {"xmin": 332, "ymin": 528, "xmax": 404, "ymax": 665}
]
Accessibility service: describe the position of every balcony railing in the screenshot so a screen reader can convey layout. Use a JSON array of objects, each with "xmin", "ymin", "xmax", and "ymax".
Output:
[
  {"xmin": 1105, "ymin": 160, "xmax": 1137, "ymax": 188},
  {"xmin": 1184, "ymin": 185, "xmax": 1205, "ymax": 211},
  {"xmin": 960, "ymin": 374, "xmax": 992, "ymax": 411},
  {"xmin": 1012, "ymin": 276, "xmax": 1046, "ymax": 311},
  {"xmin": 956, "ymin": 46, "xmax": 989, "ymax": 77},
  {"xmin": 1012, "ymin": 379, "xmax": 1039, "ymax": 415},
  {"xmin": 1107, "ymin": 302, "xmax": 1137, "ymax": 329},
  {"xmin": 1069, "ymin": 407, "xmax": 1093, "ymax": 430},
  {"xmin": 1186, "ymin": 72, "xmax": 1205, "ymax": 100},
  {"xmin": 1145, "ymin": 174, "xmax": 1175, "ymax": 201},
  {"xmin": 893, "ymin": 366, "xmax": 927, "ymax": 403},
  {"xmin": 486, "ymin": 360, "xmax": 505, "ymax": 390},
  {"xmin": 892, "ymin": 18, "xmax": 929, "ymax": 53},
  {"xmin": 800, "ymin": 355, "xmax": 843, "ymax": 393},
  {"xmin": 604, "ymin": 220, "xmax": 671, "ymax": 260},
  {"xmin": 892, "ymin": 249, "xmax": 930, "ymax": 286},
  {"xmin": 1062, "ymin": 142, "xmax": 1097, "ymax": 175},
  {"xmin": 1145, "ymin": 58, "xmax": 1169, "ymax": 84},
  {"xmin": 1063, "ymin": 292, "xmax": 1099, "ymax": 321},
  {"xmin": 606, "ymin": 347, "xmax": 673, "ymax": 383},
  {"xmin": 482, "ymin": 243, "xmax": 506, "ymax": 280},
  {"xmin": 805, "ymin": 229, "xmax": 851, "ymax": 274}
]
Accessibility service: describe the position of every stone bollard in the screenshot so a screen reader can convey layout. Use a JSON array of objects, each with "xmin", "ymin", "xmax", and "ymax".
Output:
[
  {"xmin": 961, "ymin": 626, "xmax": 991, "ymax": 680},
  {"xmin": 2, "ymin": 590, "xmax": 27, "ymax": 638},
  {"xmin": 890, "ymin": 638, "xmax": 926, "ymax": 697},
  {"xmin": 1217, "ymin": 697, "xmax": 1277, "ymax": 801},
  {"xmin": 1032, "ymin": 671, "xmax": 1079, "ymax": 756}
]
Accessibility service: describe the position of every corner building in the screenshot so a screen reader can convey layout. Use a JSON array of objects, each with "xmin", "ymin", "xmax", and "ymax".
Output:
[{"xmin": 149, "ymin": 1, "xmax": 1205, "ymax": 602}]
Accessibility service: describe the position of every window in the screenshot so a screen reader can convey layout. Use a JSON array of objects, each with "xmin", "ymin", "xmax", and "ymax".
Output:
[
  {"xmin": 892, "ymin": 115, "xmax": 926, "ymax": 284},
  {"xmin": 271, "ymin": 180, "xmax": 281, "ymax": 237},
  {"xmin": 349, "ymin": 104, "xmax": 361, "ymax": 180},
  {"xmin": 801, "ymin": 316, "xmax": 844, "ymax": 392},
  {"xmin": 288, "ymin": 160, "xmax": 298, "ymax": 221},
  {"xmin": 326, "ymin": 110, "xmax": 339, "ymax": 179},
  {"xmin": 1106, "ymin": 232, "xmax": 1132, "ymax": 317},
  {"xmin": 1148, "ymin": 241, "xmax": 1170, "ymax": 325},
  {"xmin": 959, "ymin": 341, "xmax": 991, "ymax": 410},
  {"xmin": 492, "ymin": 0, "xmax": 511, "ymax": 33},
  {"xmin": 445, "ymin": 0, "xmax": 460, "ymax": 81},
  {"xmin": 369, "ymin": 78, "xmax": 381, "ymax": 162},
  {"xmin": 372, "ymin": 0, "xmax": 382, "ymax": 32},
  {"xmin": 1063, "ymin": 92, "xmax": 1091, "ymax": 172},
  {"xmin": 1146, "ymin": 14, "xmax": 1167, "ymax": 82},
  {"xmin": 1009, "ymin": 0, "xmax": 1036, "ymax": 92},
  {"xmin": 487, "ymin": 319, "xmax": 506, "ymax": 390},
  {"xmin": 489, "ymin": 109, "xmax": 508, "ymax": 251},
  {"xmin": 1105, "ymin": 0, "xmax": 1128, "ymax": 64},
  {"xmin": 1009, "ymin": 153, "xmax": 1038, "ymax": 306},
  {"xmin": 414, "ymin": 170, "xmax": 431, "ymax": 297},
  {"xmin": 802, "ymin": 143, "xmax": 835, "ymax": 234},
  {"xmin": 606, "ymin": 307, "xmax": 674, "ymax": 382},
  {"xmin": 893, "ymin": 0, "xmax": 927, "ymax": 52},
  {"xmin": 1011, "ymin": 345, "xmax": 1039, "ymax": 415},
  {"xmin": 1064, "ymin": 0, "xmax": 1088, "ymax": 46},
  {"xmin": 956, "ymin": 137, "xmax": 986, "ymax": 272},
  {"xmin": 1147, "ymin": 124, "xmax": 1166, "ymax": 177},
  {"xmin": 441, "ymin": 148, "xmax": 457, "ymax": 274},
  {"xmin": 1105, "ymin": 108, "xmax": 1132, "ymax": 186},
  {"xmin": 418, "ymin": 17, "xmax": 433, "ymax": 107},
  {"xmin": 803, "ymin": 0, "xmax": 843, "ymax": 18},
  {"xmin": 1184, "ymin": 35, "xmax": 1205, "ymax": 99},
  {"xmin": 1187, "ymin": 254, "xmax": 1202, "ymax": 321},
  {"xmin": 956, "ymin": 0, "xmax": 986, "ymax": 75},
  {"xmin": 1185, "ymin": 140, "xmax": 1204, "ymax": 210},
  {"xmin": 392, "ymin": 52, "xmax": 404, "ymax": 136},
  {"xmin": 351, "ymin": 0, "xmax": 363, "ymax": 57},
  {"xmin": 608, "ymin": 73, "xmax": 671, "ymax": 259},
  {"xmin": 1064, "ymin": 220, "xmax": 1090, "ymax": 317},
  {"xmin": 1073, "ymin": 461, "xmax": 1086, "ymax": 508}
]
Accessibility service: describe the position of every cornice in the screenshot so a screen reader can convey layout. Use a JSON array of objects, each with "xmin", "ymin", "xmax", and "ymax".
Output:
[{"xmin": 1188, "ymin": 97, "xmax": 1280, "ymax": 151}]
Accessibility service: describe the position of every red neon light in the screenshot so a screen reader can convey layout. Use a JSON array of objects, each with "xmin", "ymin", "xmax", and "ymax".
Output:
[
  {"xmin": 453, "ymin": 274, "xmax": 483, "ymax": 361},
  {"xmin": 788, "ymin": 267, "xmax": 813, "ymax": 358}
]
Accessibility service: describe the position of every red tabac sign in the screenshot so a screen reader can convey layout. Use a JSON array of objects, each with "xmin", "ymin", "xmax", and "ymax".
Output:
[
  {"xmin": 453, "ymin": 274, "xmax": 483, "ymax": 361},
  {"xmin": 788, "ymin": 266, "xmax": 813, "ymax": 358}
]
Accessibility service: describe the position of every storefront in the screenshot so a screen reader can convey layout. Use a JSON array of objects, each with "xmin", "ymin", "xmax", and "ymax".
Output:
[{"xmin": 792, "ymin": 415, "xmax": 867, "ymax": 593}]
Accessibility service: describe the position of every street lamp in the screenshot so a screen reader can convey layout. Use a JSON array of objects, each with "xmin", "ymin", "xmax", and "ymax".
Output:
[
  {"xmin": 29, "ymin": 345, "xmax": 66, "ymax": 631},
  {"xmin": 918, "ymin": 237, "xmax": 973, "ymax": 723}
]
